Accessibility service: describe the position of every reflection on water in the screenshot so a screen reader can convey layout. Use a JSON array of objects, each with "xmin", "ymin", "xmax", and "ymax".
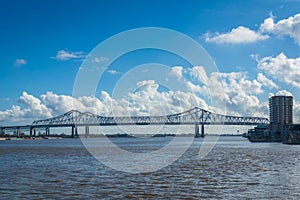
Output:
[{"xmin": 1, "ymin": 136, "xmax": 300, "ymax": 199}]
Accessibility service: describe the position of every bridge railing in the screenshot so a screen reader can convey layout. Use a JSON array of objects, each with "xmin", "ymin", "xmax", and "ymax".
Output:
[{"xmin": 30, "ymin": 107, "xmax": 269, "ymax": 127}]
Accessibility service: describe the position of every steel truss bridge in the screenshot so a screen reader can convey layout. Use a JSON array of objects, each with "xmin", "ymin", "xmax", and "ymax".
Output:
[{"xmin": 0, "ymin": 107, "xmax": 269, "ymax": 138}]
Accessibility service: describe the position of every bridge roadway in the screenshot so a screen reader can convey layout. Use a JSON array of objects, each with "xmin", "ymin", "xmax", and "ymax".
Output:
[{"xmin": 0, "ymin": 107, "xmax": 269, "ymax": 138}]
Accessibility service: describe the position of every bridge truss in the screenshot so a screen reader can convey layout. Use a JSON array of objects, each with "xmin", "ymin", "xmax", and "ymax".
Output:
[
  {"xmin": 32, "ymin": 107, "xmax": 269, "ymax": 126},
  {"xmin": 1, "ymin": 107, "xmax": 269, "ymax": 138}
]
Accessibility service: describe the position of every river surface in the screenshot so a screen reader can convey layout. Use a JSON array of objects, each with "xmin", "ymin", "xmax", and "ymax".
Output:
[{"xmin": 1, "ymin": 136, "xmax": 300, "ymax": 199}]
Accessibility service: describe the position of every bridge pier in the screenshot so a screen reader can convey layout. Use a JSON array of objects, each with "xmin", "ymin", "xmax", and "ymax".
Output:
[
  {"xmin": 85, "ymin": 126, "xmax": 89, "ymax": 137},
  {"xmin": 17, "ymin": 127, "xmax": 21, "ymax": 137},
  {"xmin": 72, "ymin": 126, "xmax": 74, "ymax": 138},
  {"xmin": 0, "ymin": 128, "xmax": 4, "ymax": 136},
  {"xmin": 45, "ymin": 127, "xmax": 50, "ymax": 136},
  {"xmin": 30, "ymin": 127, "xmax": 36, "ymax": 137},
  {"xmin": 195, "ymin": 124, "xmax": 200, "ymax": 138},
  {"xmin": 72, "ymin": 126, "xmax": 78, "ymax": 138},
  {"xmin": 195, "ymin": 124, "xmax": 205, "ymax": 138}
]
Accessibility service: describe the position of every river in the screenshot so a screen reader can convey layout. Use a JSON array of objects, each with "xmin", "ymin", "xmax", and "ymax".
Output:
[{"xmin": 1, "ymin": 136, "xmax": 300, "ymax": 199}]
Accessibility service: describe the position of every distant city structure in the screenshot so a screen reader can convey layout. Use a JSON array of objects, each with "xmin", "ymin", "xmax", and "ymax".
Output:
[
  {"xmin": 246, "ymin": 95, "xmax": 300, "ymax": 144},
  {"xmin": 269, "ymin": 96, "xmax": 293, "ymax": 125}
]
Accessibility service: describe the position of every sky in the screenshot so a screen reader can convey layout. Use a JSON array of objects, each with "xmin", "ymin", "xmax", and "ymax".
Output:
[{"xmin": 0, "ymin": 0, "xmax": 300, "ymax": 125}]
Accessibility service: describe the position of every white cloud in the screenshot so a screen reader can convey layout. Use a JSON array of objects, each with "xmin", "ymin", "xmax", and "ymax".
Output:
[
  {"xmin": 257, "ymin": 53, "xmax": 300, "ymax": 88},
  {"xmin": 257, "ymin": 73, "xmax": 279, "ymax": 89},
  {"xmin": 294, "ymin": 101, "xmax": 300, "ymax": 122},
  {"xmin": 127, "ymin": 80, "xmax": 209, "ymax": 116},
  {"xmin": 188, "ymin": 67, "xmax": 267, "ymax": 117},
  {"xmin": 204, "ymin": 13, "xmax": 300, "ymax": 45},
  {"xmin": 205, "ymin": 26, "xmax": 269, "ymax": 44},
  {"xmin": 0, "ymin": 67, "xmax": 296, "ymax": 125},
  {"xmin": 260, "ymin": 13, "xmax": 300, "ymax": 45},
  {"xmin": 136, "ymin": 80, "xmax": 156, "ymax": 88},
  {"xmin": 0, "ymin": 105, "xmax": 25, "ymax": 124},
  {"xmin": 106, "ymin": 69, "xmax": 120, "ymax": 75},
  {"xmin": 0, "ymin": 92, "xmax": 52, "ymax": 124},
  {"xmin": 189, "ymin": 66, "xmax": 209, "ymax": 84},
  {"xmin": 275, "ymin": 90, "xmax": 293, "ymax": 96},
  {"xmin": 168, "ymin": 66, "xmax": 184, "ymax": 79},
  {"xmin": 13, "ymin": 59, "xmax": 27, "ymax": 67},
  {"xmin": 18, "ymin": 92, "xmax": 52, "ymax": 119},
  {"xmin": 0, "ymin": 82, "xmax": 210, "ymax": 124},
  {"xmin": 209, "ymin": 71, "xmax": 265, "ymax": 117},
  {"xmin": 52, "ymin": 50, "xmax": 86, "ymax": 61},
  {"xmin": 93, "ymin": 57, "xmax": 109, "ymax": 63}
]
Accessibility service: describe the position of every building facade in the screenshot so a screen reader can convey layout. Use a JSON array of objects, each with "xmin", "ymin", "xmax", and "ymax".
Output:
[
  {"xmin": 246, "ymin": 95, "xmax": 298, "ymax": 143},
  {"xmin": 269, "ymin": 95, "xmax": 293, "ymax": 125}
]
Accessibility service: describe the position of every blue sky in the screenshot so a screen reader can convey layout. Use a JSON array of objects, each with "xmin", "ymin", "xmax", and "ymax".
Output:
[{"xmin": 1, "ymin": 0, "xmax": 300, "ymax": 125}]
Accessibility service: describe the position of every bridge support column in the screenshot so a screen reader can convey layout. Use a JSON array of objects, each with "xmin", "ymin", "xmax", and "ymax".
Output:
[
  {"xmin": 17, "ymin": 128, "xmax": 21, "ymax": 137},
  {"xmin": 195, "ymin": 124, "xmax": 200, "ymax": 138},
  {"xmin": 75, "ymin": 126, "xmax": 78, "ymax": 137},
  {"xmin": 201, "ymin": 124, "xmax": 205, "ymax": 138},
  {"xmin": 0, "ymin": 128, "xmax": 4, "ymax": 136},
  {"xmin": 72, "ymin": 126, "xmax": 74, "ymax": 138},
  {"xmin": 46, "ymin": 127, "xmax": 50, "ymax": 136},
  {"xmin": 72, "ymin": 126, "xmax": 78, "ymax": 138},
  {"xmin": 30, "ymin": 127, "xmax": 36, "ymax": 137},
  {"xmin": 85, "ymin": 126, "xmax": 89, "ymax": 137}
]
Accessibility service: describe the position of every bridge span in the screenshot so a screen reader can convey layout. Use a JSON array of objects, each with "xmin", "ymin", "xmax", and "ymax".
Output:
[{"xmin": 0, "ymin": 107, "xmax": 269, "ymax": 138}]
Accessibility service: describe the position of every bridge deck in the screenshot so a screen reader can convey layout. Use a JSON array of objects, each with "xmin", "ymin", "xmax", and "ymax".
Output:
[{"xmin": 1, "ymin": 107, "xmax": 269, "ymax": 131}]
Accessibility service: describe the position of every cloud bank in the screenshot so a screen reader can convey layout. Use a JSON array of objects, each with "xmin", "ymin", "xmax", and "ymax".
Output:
[
  {"xmin": 260, "ymin": 13, "xmax": 300, "ymax": 45},
  {"xmin": 205, "ymin": 13, "xmax": 300, "ymax": 45},
  {"xmin": 2, "ymin": 66, "xmax": 293, "ymax": 125},
  {"xmin": 257, "ymin": 53, "xmax": 300, "ymax": 88}
]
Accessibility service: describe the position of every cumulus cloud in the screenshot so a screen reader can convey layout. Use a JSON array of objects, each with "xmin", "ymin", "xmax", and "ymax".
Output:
[
  {"xmin": 0, "ymin": 82, "xmax": 209, "ymax": 125},
  {"xmin": 189, "ymin": 66, "xmax": 209, "ymax": 84},
  {"xmin": 210, "ymin": 72, "xmax": 265, "ymax": 117},
  {"xmin": 294, "ymin": 101, "xmax": 300, "ymax": 122},
  {"xmin": 205, "ymin": 26, "xmax": 269, "ymax": 44},
  {"xmin": 275, "ymin": 90, "xmax": 293, "ymax": 96},
  {"xmin": 188, "ymin": 67, "xmax": 267, "ymax": 117},
  {"xmin": 0, "ymin": 92, "xmax": 51, "ymax": 124},
  {"xmin": 257, "ymin": 53, "xmax": 300, "ymax": 88},
  {"xmin": 0, "ymin": 105, "xmax": 26, "ymax": 124},
  {"xmin": 13, "ymin": 59, "xmax": 27, "ymax": 67},
  {"xmin": 204, "ymin": 13, "xmax": 300, "ymax": 45},
  {"xmin": 1, "ymin": 66, "xmax": 295, "ymax": 125},
  {"xmin": 168, "ymin": 66, "xmax": 184, "ymax": 79},
  {"xmin": 18, "ymin": 92, "xmax": 51, "ymax": 119},
  {"xmin": 260, "ymin": 13, "xmax": 300, "ymax": 45},
  {"xmin": 52, "ymin": 50, "xmax": 86, "ymax": 61},
  {"xmin": 126, "ymin": 80, "xmax": 208, "ymax": 116},
  {"xmin": 257, "ymin": 73, "xmax": 279, "ymax": 89}
]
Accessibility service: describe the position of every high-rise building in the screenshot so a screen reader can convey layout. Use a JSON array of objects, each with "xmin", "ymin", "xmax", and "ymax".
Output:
[{"xmin": 269, "ymin": 95, "xmax": 293, "ymax": 124}]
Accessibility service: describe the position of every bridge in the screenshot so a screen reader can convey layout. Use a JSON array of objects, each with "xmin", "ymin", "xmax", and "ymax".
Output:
[{"xmin": 0, "ymin": 107, "xmax": 269, "ymax": 138}]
